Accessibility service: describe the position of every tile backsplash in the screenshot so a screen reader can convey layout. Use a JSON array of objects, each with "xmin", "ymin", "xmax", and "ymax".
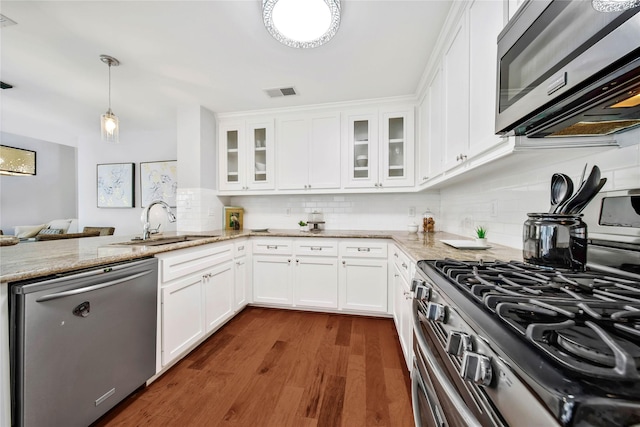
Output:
[
  {"xmin": 226, "ymin": 138, "xmax": 638, "ymax": 250},
  {"xmin": 439, "ymin": 142, "xmax": 640, "ymax": 249},
  {"xmin": 229, "ymin": 193, "xmax": 441, "ymax": 232}
]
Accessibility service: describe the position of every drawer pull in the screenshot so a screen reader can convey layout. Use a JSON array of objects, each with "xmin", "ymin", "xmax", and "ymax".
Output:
[
  {"xmin": 267, "ymin": 245, "xmax": 278, "ymax": 250},
  {"xmin": 402, "ymin": 262, "xmax": 408, "ymax": 269},
  {"xmin": 357, "ymin": 247, "xmax": 371, "ymax": 252},
  {"xmin": 238, "ymin": 245, "xmax": 244, "ymax": 251},
  {"xmin": 310, "ymin": 247, "xmax": 322, "ymax": 251}
]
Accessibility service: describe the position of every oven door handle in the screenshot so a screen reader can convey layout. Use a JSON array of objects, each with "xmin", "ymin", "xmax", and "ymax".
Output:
[
  {"xmin": 412, "ymin": 357, "xmax": 446, "ymax": 427},
  {"xmin": 413, "ymin": 305, "xmax": 482, "ymax": 427}
]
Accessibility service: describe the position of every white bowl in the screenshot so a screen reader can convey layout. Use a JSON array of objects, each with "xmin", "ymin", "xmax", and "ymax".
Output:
[
  {"xmin": 407, "ymin": 224, "xmax": 418, "ymax": 233},
  {"xmin": 355, "ymin": 155, "xmax": 368, "ymax": 167},
  {"xmin": 255, "ymin": 162, "xmax": 266, "ymax": 172}
]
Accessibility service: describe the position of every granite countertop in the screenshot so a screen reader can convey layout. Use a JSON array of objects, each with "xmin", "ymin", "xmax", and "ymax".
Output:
[{"xmin": 0, "ymin": 229, "xmax": 522, "ymax": 283}]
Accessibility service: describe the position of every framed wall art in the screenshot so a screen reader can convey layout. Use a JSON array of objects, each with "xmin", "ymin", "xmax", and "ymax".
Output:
[
  {"xmin": 140, "ymin": 160, "xmax": 177, "ymax": 207},
  {"xmin": 96, "ymin": 163, "xmax": 135, "ymax": 208}
]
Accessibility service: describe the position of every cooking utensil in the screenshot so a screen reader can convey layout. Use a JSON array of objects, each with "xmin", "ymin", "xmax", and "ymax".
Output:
[
  {"xmin": 549, "ymin": 173, "xmax": 573, "ymax": 213},
  {"xmin": 558, "ymin": 165, "xmax": 600, "ymax": 214},
  {"xmin": 569, "ymin": 177, "xmax": 607, "ymax": 214},
  {"xmin": 579, "ymin": 163, "xmax": 588, "ymax": 186}
]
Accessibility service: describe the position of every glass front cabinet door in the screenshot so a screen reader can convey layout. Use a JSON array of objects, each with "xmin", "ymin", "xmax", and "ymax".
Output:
[
  {"xmin": 343, "ymin": 112, "xmax": 379, "ymax": 189},
  {"xmin": 380, "ymin": 109, "xmax": 414, "ymax": 188},
  {"xmin": 246, "ymin": 119, "xmax": 274, "ymax": 190},
  {"xmin": 219, "ymin": 119, "xmax": 274, "ymax": 192}
]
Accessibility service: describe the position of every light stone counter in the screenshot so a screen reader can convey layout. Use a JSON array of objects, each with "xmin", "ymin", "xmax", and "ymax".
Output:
[{"xmin": 0, "ymin": 229, "xmax": 522, "ymax": 283}]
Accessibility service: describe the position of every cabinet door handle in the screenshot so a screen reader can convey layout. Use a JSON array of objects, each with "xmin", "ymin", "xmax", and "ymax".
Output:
[
  {"xmin": 342, "ymin": 260, "xmax": 346, "ymax": 265},
  {"xmin": 357, "ymin": 247, "xmax": 371, "ymax": 252},
  {"xmin": 236, "ymin": 261, "xmax": 244, "ymax": 266},
  {"xmin": 296, "ymin": 259, "xmax": 300, "ymax": 264},
  {"xmin": 238, "ymin": 245, "xmax": 244, "ymax": 251},
  {"xmin": 402, "ymin": 262, "xmax": 408, "ymax": 269},
  {"xmin": 394, "ymin": 252, "xmax": 399, "ymax": 258},
  {"xmin": 288, "ymin": 259, "xmax": 292, "ymax": 264}
]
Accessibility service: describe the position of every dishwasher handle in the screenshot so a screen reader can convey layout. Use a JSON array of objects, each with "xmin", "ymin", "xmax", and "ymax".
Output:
[{"xmin": 36, "ymin": 270, "xmax": 153, "ymax": 302}]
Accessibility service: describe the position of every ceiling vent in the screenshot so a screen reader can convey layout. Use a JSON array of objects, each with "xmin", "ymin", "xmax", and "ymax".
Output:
[
  {"xmin": 0, "ymin": 82, "xmax": 13, "ymax": 90},
  {"xmin": 0, "ymin": 14, "xmax": 17, "ymax": 28},
  {"xmin": 264, "ymin": 86, "xmax": 298, "ymax": 98}
]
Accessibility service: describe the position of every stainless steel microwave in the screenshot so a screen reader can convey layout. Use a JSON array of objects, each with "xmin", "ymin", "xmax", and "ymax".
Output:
[{"xmin": 495, "ymin": 0, "xmax": 640, "ymax": 138}]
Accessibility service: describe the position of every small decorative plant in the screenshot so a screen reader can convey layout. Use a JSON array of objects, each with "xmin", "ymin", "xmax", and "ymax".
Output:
[
  {"xmin": 475, "ymin": 226, "xmax": 487, "ymax": 239},
  {"xmin": 298, "ymin": 221, "xmax": 307, "ymax": 227}
]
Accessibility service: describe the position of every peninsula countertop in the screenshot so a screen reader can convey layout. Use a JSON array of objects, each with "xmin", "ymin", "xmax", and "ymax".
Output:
[{"xmin": 0, "ymin": 229, "xmax": 522, "ymax": 283}]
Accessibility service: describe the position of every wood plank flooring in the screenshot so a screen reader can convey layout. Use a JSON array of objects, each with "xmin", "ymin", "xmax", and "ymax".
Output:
[{"xmin": 92, "ymin": 307, "xmax": 414, "ymax": 427}]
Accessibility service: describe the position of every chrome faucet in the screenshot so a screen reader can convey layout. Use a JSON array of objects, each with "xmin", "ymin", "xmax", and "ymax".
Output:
[{"xmin": 141, "ymin": 200, "xmax": 176, "ymax": 240}]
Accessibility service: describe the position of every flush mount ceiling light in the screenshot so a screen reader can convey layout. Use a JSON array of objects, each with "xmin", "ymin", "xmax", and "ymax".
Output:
[
  {"xmin": 100, "ymin": 55, "xmax": 120, "ymax": 143},
  {"xmin": 262, "ymin": 0, "xmax": 341, "ymax": 49},
  {"xmin": 592, "ymin": 0, "xmax": 640, "ymax": 12}
]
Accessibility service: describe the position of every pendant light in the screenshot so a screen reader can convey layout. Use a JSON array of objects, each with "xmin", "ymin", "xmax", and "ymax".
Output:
[
  {"xmin": 100, "ymin": 55, "xmax": 120, "ymax": 143},
  {"xmin": 262, "ymin": 0, "xmax": 341, "ymax": 49},
  {"xmin": 592, "ymin": 0, "xmax": 640, "ymax": 12}
]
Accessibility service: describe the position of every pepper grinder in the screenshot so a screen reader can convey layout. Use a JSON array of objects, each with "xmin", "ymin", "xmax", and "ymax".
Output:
[{"xmin": 423, "ymin": 209, "xmax": 435, "ymax": 233}]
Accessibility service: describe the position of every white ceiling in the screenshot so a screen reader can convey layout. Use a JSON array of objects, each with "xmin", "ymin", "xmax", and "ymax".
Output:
[{"xmin": 0, "ymin": 0, "xmax": 453, "ymax": 145}]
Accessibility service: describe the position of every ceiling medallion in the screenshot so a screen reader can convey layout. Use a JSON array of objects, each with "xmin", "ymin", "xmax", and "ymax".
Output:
[
  {"xmin": 262, "ymin": 0, "xmax": 341, "ymax": 49},
  {"xmin": 592, "ymin": 0, "xmax": 640, "ymax": 12}
]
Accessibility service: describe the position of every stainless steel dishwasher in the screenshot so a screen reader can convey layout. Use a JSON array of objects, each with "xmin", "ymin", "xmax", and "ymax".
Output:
[{"xmin": 10, "ymin": 257, "xmax": 158, "ymax": 427}]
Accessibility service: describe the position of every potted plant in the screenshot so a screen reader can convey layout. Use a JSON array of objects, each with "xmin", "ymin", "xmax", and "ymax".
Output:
[
  {"xmin": 298, "ymin": 220, "xmax": 308, "ymax": 232},
  {"xmin": 475, "ymin": 226, "xmax": 487, "ymax": 245}
]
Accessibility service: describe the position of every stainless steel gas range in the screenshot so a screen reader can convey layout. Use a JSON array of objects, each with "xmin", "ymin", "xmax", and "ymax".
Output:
[{"xmin": 411, "ymin": 189, "xmax": 640, "ymax": 427}]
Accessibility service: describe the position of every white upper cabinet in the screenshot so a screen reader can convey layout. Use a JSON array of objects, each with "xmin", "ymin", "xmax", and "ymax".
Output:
[
  {"xmin": 277, "ymin": 112, "xmax": 341, "ymax": 190},
  {"xmin": 418, "ymin": 67, "xmax": 443, "ymax": 184},
  {"xmin": 442, "ymin": 16, "xmax": 470, "ymax": 172},
  {"xmin": 343, "ymin": 107, "xmax": 414, "ymax": 189},
  {"xmin": 468, "ymin": 0, "xmax": 506, "ymax": 158},
  {"xmin": 420, "ymin": 0, "xmax": 507, "ymax": 180},
  {"xmin": 219, "ymin": 118, "xmax": 274, "ymax": 192}
]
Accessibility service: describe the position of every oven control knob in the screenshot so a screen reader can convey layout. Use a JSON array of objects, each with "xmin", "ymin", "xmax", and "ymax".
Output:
[
  {"xmin": 461, "ymin": 352, "xmax": 493, "ymax": 387},
  {"xmin": 414, "ymin": 284, "xmax": 431, "ymax": 301},
  {"xmin": 425, "ymin": 302, "xmax": 446, "ymax": 323},
  {"xmin": 410, "ymin": 278, "xmax": 424, "ymax": 292},
  {"xmin": 446, "ymin": 331, "xmax": 472, "ymax": 356}
]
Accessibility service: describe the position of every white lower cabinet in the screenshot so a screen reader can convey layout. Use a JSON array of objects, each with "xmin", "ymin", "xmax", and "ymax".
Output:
[
  {"xmin": 161, "ymin": 272, "xmax": 206, "ymax": 367},
  {"xmin": 339, "ymin": 240, "xmax": 388, "ymax": 314},
  {"xmin": 253, "ymin": 254, "xmax": 293, "ymax": 304},
  {"xmin": 234, "ymin": 239, "xmax": 249, "ymax": 310},
  {"xmin": 203, "ymin": 260, "xmax": 234, "ymax": 333},
  {"xmin": 156, "ymin": 242, "xmax": 234, "ymax": 368},
  {"xmin": 390, "ymin": 244, "xmax": 414, "ymax": 371},
  {"xmin": 293, "ymin": 257, "xmax": 338, "ymax": 309},
  {"xmin": 253, "ymin": 238, "xmax": 338, "ymax": 309}
]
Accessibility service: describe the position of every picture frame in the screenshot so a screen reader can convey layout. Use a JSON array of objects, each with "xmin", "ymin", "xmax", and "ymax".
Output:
[
  {"xmin": 140, "ymin": 160, "xmax": 177, "ymax": 208},
  {"xmin": 96, "ymin": 163, "xmax": 135, "ymax": 208},
  {"xmin": 0, "ymin": 145, "xmax": 36, "ymax": 176}
]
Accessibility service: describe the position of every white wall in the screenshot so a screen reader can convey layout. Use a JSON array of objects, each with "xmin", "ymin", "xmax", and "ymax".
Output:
[
  {"xmin": 438, "ymin": 130, "xmax": 640, "ymax": 249},
  {"xmin": 77, "ymin": 130, "xmax": 177, "ymax": 236},
  {"xmin": 0, "ymin": 132, "xmax": 77, "ymax": 234},
  {"xmin": 229, "ymin": 192, "xmax": 441, "ymax": 232}
]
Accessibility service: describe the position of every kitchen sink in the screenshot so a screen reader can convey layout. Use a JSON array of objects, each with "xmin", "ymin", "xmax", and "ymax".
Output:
[{"xmin": 111, "ymin": 235, "xmax": 219, "ymax": 246}]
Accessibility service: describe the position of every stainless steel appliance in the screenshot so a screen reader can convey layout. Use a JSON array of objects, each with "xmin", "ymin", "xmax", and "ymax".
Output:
[
  {"xmin": 411, "ymin": 189, "xmax": 640, "ymax": 426},
  {"xmin": 496, "ymin": 0, "xmax": 640, "ymax": 138},
  {"xmin": 10, "ymin": 258, "xmax": 158, "ymax": 427}
]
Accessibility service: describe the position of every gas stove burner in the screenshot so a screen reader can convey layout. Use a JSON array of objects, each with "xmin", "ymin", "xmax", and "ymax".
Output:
[{"xmin": 556, "ymin": 326, "xmax": 640, "ymax": 367}]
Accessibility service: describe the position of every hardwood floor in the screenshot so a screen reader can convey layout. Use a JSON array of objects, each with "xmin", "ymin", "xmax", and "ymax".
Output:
[{"xmin": 93, "ymin": 307, "xmax": 414, "ymax": 427}]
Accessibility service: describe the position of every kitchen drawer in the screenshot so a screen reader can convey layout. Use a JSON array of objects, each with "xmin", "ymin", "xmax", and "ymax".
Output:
[
  {"xmin": 157, "ymin": 243, "xmax": 234, "ymax": 283},
  {"xmin": 234, "ymin": 239, "xmax": 249, "ymax": 258},
  {"xmin": 294, "ymin": 239, "xmax": 339, "ymax": 256},
  {"xmin": 252, "ymin": 238, "xmax": 294, "ymax": 255},
  {"xmin": 339, "ymin": 240, "xmax": 388, "ymax": 259},
  {"xmin": 391, "ymin": 245, "xmax": 412, "ymax": 283}
]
